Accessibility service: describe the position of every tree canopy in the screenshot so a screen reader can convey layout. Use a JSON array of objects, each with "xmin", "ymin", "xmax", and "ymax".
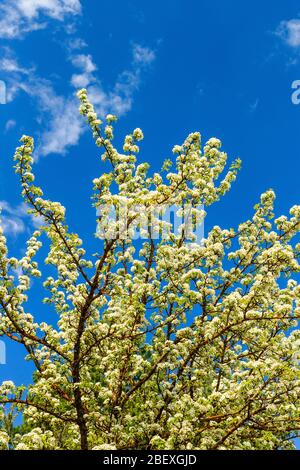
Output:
[{"xmin": 0, "ymin": 89, "xmax": 299, "ymax": 450}]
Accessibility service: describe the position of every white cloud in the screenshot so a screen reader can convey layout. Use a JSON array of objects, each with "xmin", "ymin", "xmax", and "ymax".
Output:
[
  {"xmin": 46, "ymin": 40, "xmax": 155, "ymax": 154},
  {"xmin": 277, "ymin": 19, "xmax": 300, "ymax": 48},
  {"xmin": 0, "ymin": 216, "xmax": 25, "ymax": 237},
  {"xmin": 1, "ymin": 42, "xmax": 156, "ymax": 157},
  {"xmin": 88, "ymin": 70, "xmax": 139, "ymax": 117},
  {"xmin": 17, "ymin": 0, "xmax": 81, "ymax": 19},
  {"xmin": 66, "ymin": 37, "xmax": 87, "ymax": 51},
  {"xmin": 0, "ymin": 54, "xmax": 33, "ymax": 101},
  {"xmin": 0, "ymin": 56, "xmax": 32, "ymax": 74},
  {"xmin": 70, "ymin": 44, "xmax": 155, "ymax": 117},
  {"xmin": 0, "ymin": 201, "xmax": 27, "ymax": 236},
  {"xmin": 5, "ymin": 119, "xmax": 17, "ymax": 132},
  {"xmin": 70, "ymin": 53, "xmax": 97, "ymax": 88},
  {"xmin": 38, "ymin": 96, "xmax": 83, "ymax": 156},
  {"xmin": 19, "ymin": 77, "xmax": 85, "ymax": 157},
  {"xmin": 0, "ymin": 49, "xmax": 84, "ymax": 157},
  {"xmin": 132, "ymin": 44, "xmax": 156, "ymax": 66},
  {"xmin": 0, "ymin": 0, "xmax": 82, "ymax": 39},
  {"xmin": 71, "ymin": 54, "xmax": 96, "ymax": 73},
  {"xmin": 0, "ymin": 201, "xmax": 43, "ymax": 237},
  {"xmin": 0, "ymin": 51, "xmax": 34, "ymax": 101}
]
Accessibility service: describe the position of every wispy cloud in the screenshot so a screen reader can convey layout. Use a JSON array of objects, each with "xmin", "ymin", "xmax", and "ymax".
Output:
[
  {"xmin": 0, "ymin": 201, "xmax": 42, "ymax": 237},
  {"xmin": 66, "ymin": 37, "xmax": 87, "ymax": 51},
  {"xmin": 0, "ymin": 55, "xmax": 32, "ymax": 74},
  {"xmin": 38, "ymin": 94, "xmax": 83, "ymax": 156},
  {"xmin": 42, "ymin": 43, "xmax": 156, "ymax": 156},
  {"xmin": 1, "ymin": 42, "xmax": 156, "ymax": 158},
  {"xmin": 70, "ymin": 53, "xmax": 97, "ymax": 88},
  {"xmin": 5, "ymin": 119, "xmax": 17, "ymax": 132},
  {"xmin": 58, "ymin": 44, "xmax": 156, "ymax": 153},
  {"xmin": 276, "ymin": 19, "xmax": 300, "ymax": 48},
  {"xmin": 0, "ymin": 48, "xmax": 84, "ymax": 157},
  {"xmin": 249, "ymin": 99, "xmax": 259, "ymax": 113},
  {"xmin": 0, "ymin": 52, "xmax": 33, "ymax": 101},
  {"xmin": 0, "ymin": 0, "xmax": 82, "ymax": 39},
  {"xmin": 132, "ymin": 44, "xmax": 156, "ymax": 66},
  {"xmin": 71, "ymin": 44, "xmax": 156, "ymax": 117}
]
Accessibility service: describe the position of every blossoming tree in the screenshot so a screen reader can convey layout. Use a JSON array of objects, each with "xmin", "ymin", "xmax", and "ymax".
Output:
[{"xmin": 0, "ymin": 89, "xmax": 299, "ymax": 450}]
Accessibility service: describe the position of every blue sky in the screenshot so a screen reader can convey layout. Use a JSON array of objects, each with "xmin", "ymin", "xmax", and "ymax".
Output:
[{"xmin": 0, "ymin": 0, "xmax": 300, "ymax": 442}]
